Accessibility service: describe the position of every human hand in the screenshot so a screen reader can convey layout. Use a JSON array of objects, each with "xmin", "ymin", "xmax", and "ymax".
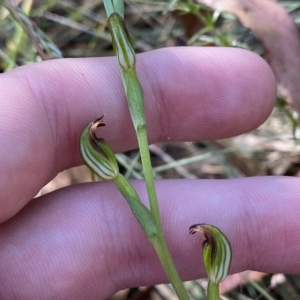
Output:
[{"xmin": 1, "ymin": 47, "xmax": 295, "ymax": 299}]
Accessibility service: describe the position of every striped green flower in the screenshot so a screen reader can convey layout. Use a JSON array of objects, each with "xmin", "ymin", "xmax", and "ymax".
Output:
[
  {"xmin": 189, "ymin": 224, "xmax": 232, "ymax": 284},
  {"xmin": 80, "ymin": 115, "xmax": 119, "ymax": 180}
]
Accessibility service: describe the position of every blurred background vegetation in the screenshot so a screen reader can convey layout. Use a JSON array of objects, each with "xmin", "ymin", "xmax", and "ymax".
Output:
[{"xmin": 1, "ymin": 0, "xmax": 300, "ymax": 299}]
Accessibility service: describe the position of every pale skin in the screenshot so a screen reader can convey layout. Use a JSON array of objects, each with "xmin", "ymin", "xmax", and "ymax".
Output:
[{"xmin": 0, "ymin": 47, "xmax": 298, "ymax": 299}]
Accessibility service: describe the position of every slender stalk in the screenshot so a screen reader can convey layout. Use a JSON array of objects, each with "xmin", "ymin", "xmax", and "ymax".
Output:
[
  {"xmin": 137, "ymin": 130, "xmax": 190, "ymax": 300},
  {"xmin": 114, "ymin": 173, "xmax": 189, "ymax": 300},
  {"xmin": 207, "ymin": 282, "xmax": 220, "ymax": 300},
  {"xmin": 153, "ymin": 236, "xmax": 190, "ymax": 300},
  {"xmin": 105, "ymin": 6, "xmax": 191, "ymax": 299},
  {"xmin": 136, "ymin": 128, "xmax": 161, "ymax": 227}
]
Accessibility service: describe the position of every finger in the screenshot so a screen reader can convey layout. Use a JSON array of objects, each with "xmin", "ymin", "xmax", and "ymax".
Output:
[
  {"xmin": 0, "ymin": 176, "xmax": 298, "ymax": 299},
  {"xmin": 0, "ymin": 47, "xmax": 276, "ymax": 222}
]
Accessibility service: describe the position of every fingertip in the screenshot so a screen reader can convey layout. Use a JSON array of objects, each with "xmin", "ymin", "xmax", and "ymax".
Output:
[
  {"xmin": 219, "ymin": 47, "xmax": 277, "ymax": 135},
  {"xmin": 138, "ymin": 47, "xmax": 277, "ymax": 141}
]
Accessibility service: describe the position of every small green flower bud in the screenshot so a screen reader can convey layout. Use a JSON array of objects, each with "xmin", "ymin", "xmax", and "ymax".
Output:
[
  {"xmin": 108, "ymin": 12, "xmax": 136, "ymax": 71},
  {"xmin": 189, "ymin": 224, "xmax": 232, "ymax": 284},
  {"xmin": 80, "ymin": 115, "xmax": 119, "ymax": 180}
]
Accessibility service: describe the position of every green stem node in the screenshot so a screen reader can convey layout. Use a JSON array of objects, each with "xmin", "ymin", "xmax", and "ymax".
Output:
[{"xmin": 113, "ymin": 174, "xmax": 158, "ymax": 240}]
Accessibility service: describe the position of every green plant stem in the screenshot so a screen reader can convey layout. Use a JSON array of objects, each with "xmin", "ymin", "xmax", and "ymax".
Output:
[
  {"xmin": 152, "ymin": 236, "xmax": 190, "ymax": 300},
  {"xmin": 105, "ymin": 7, "xmax": 190, "ymax": 299},
  {"xmin": 123, "ymin": 70, "xmax": 190, "ymax": 300},
  {"xmin": 119, "ymin": 68, "xmax": 162, "ymax": 227},
  {"xmin": 207, "ymin": 281, "xmax": 220, "ymax": 300},
  {"xmin": 137, "ymin": 129, "xmax": 190, "ymax": 300},
  {"xmin": 114, "ymin": 173, "xmax": 189, "ymax": 300},
  {"xmin": 136, "ymin": 130, "xmax": 161, "ymax": 227},
  {"xmin": 113, "ymin": 174, "xmax": 158, "ymax": 240}
]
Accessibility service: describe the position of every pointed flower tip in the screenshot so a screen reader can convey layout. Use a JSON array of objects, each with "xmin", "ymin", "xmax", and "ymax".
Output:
[
  {"xmin": 189, "ymin": 223, "xmax": 232, "ymax": 284},
  {"xmin": 90, "ymin": 114, "xmax": 106, "ymax": 131},
  {"xmin": 80, "ymin": 115, "xmax": 119, "ymax": 180}
]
